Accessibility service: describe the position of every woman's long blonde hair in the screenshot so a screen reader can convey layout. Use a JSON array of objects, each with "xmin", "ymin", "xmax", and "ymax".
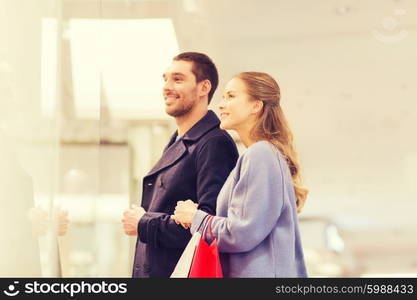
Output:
[{"xmin": 236, "ymin": 72, "xmax": 308, "ymax": 212}]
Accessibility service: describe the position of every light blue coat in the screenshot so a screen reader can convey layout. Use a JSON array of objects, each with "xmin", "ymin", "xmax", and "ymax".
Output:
[{"xmin": 191, "ymin": 141, "xmax": 307, "ymax": 277}]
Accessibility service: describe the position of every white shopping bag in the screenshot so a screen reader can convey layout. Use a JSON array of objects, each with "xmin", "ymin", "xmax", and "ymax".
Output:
[{"xmin": 170, "ymin": 231, "xmax": 201, "ymax": 278}]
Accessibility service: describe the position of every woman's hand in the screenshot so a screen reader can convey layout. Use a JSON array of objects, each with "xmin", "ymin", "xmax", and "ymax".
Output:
[{"xmin": 171, "ymin": 200, "xmax": 198, "ymax": 229}]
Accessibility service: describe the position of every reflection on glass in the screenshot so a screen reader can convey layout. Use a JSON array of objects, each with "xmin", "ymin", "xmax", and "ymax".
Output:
[{"xmin": 69, "ymin": 18, "xmax": 178, "ymax": 120}]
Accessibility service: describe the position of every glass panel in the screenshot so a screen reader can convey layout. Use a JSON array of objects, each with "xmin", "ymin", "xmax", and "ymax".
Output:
[
  {"xmin": 59, "ymin": 0, "xmax": 178, "ymax": 277},
  {"xmin": 0, "ymin": 0, "xmax": 63, "ymax": 277}
]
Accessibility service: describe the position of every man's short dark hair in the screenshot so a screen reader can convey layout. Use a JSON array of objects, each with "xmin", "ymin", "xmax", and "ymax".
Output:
[{"xmin": 173, "ymin": 52, "xmax": 219, "ymax": 104}]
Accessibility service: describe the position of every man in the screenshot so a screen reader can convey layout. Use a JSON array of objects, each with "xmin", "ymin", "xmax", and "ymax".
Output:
[{"xmin": 122, "ymin": 52, "xmax": 239, "ymax": 278}]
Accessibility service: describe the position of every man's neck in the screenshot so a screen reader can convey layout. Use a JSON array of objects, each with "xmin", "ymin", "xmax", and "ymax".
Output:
[{"xmin": 175, "ymin": 106, "xmax": 208, "ymax": 137}]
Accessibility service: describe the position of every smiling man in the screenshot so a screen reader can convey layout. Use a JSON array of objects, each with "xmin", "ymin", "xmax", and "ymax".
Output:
[{"xmin": 122, "ymin": 52, "xmax": 239, "ymax": 278}]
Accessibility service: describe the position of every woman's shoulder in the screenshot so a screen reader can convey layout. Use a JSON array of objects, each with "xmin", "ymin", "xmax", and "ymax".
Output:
[
  {"xmin": 240, "ymin": 140, "xmax": 289, "ymax": 173},
  {"xmin": 244, "ymin": 140, "xmax": 278, "ymax": 159},
  {"xmin": 236, "ymin": 141, "xmax": 278, "ymax": 170}
]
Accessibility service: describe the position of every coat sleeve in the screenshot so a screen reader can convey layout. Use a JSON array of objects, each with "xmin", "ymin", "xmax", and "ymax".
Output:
[
  {"xmin": 138, "ymin": 134, "xmax": 238, "ymax": 249},
  {"xmin": 191, "ymin": 142, "xmax": 286, "ymax": 253},
  {"xmin": 195, "ymin": 134, "xmax": 238, "ymax": 215}
]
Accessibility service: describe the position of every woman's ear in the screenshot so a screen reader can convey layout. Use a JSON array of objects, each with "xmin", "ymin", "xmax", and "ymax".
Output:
[{"xmin": 252, "ymin": 100, "xmax": 264, "ymax": 114}]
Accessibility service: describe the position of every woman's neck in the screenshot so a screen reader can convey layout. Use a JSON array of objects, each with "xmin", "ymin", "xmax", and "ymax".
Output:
[{"xmin": 236, "ymin": 124, "xmax": 257, "ymax": 148}]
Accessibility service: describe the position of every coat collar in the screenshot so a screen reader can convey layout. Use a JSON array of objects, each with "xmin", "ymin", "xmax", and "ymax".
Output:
[
  {"xmin": 181, "ymin": 110, "xmax": 220, "ymax": 142},
  {"xmin": 146, "ymin": 110, "xmax": 220, "ymax": 177}
]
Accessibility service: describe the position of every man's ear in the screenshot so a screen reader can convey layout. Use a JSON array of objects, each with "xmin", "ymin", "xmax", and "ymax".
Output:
[
  {"xmin": 252, "ymin": 100, "xmax": 264, "ymax": 114},
  {"xmin": 199, "ymin": 79, "xmax": 212, "ymax": 98}
]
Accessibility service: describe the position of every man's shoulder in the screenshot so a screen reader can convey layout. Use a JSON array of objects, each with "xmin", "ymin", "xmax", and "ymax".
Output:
[{"xmin": 197, "ymin": 127, "xmax": 236, "ymax": 148}]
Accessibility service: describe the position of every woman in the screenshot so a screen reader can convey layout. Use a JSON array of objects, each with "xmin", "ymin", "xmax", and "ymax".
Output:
[{"xmin": 172, "ymin": 72, "xmax": 308, "ymax": 277}]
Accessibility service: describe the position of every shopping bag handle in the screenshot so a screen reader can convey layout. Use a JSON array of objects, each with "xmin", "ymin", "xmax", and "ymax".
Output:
[{"xmin": 203, "ymin": 215, "xmax": 215, "ymax": 243}]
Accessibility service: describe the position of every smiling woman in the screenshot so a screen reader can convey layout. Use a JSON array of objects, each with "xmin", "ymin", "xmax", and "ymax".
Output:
[
  {"xmin": 173, "ymin": 72, "xmax": 308, "ymax": 277},
  {"xmin": 219, "ymin": 77, "xmax": 256, "ymax": 136}
]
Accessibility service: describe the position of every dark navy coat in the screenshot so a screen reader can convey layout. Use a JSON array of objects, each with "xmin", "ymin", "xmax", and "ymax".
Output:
[{"xmin": 132, "ymin": 110, "xmax": 238, "ymax": 277}]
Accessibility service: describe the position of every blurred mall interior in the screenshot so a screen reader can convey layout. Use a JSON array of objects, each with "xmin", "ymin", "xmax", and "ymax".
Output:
[{"xmin": 0, "ymin": 0, "xmax": 416, "ymax": 277}]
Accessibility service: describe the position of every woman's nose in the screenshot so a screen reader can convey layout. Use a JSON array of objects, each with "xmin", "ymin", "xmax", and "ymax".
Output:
[{"xmin": 218, "ymin": 98, "xmax": 226, "ymax": 110}]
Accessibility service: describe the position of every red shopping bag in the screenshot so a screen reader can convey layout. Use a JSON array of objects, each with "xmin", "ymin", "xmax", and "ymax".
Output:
[{"xmin": 189, "ymin": 215, "xmax": 223, "ymax": 278}]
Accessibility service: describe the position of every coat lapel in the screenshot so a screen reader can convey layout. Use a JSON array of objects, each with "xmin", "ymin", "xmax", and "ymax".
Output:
[
  {"xmin": 146, "ymin": 139, "xmax": 187, "ymax": 177},
  {"xmin": 145, "ymin": 110, "xmax": 220, "ymax": 178}
]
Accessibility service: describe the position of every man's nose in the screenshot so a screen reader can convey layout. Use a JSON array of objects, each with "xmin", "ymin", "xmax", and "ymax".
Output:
[{"xmin": 163, "ymin": 80, "xmax": 173, "ymax": 91}]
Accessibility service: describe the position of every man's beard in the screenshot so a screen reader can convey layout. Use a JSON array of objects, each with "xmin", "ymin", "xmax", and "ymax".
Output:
[{"xmin": 165, "ymin": 96, "xmax": 196, "ymax": 117}]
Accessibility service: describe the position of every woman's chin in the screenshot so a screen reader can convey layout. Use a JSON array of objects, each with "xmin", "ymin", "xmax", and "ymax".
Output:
[{"xmin": 220, "ymin": 121, "xmax": 231, "ymax": 130}]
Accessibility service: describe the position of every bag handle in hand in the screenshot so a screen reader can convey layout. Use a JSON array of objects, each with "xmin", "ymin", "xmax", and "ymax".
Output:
[{"xmin": 203, "ymin": 215, "xmax": 215, "ymax": 243}]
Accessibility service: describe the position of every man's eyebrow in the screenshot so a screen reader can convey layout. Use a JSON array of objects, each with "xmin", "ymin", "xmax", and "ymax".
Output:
[
  {"xmin": 163, "ymin": 72, "xmax": 185, "ymax": 79},
  {"xmin": 172, "ymin": 72, "xmax": 185, "ymax": 77}
]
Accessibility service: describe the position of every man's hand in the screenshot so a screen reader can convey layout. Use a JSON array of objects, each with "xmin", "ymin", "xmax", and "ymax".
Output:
[
  {"xmin": 27, "ymin": 205, "xmax": 69, "ymax": 237},
  {"xmin": 52, "ymin": 206, "xmax": 69, "ymax": 236},
  {"xmin": 122, "ymin": 205, "xmax": 146, "ymax": 236}
]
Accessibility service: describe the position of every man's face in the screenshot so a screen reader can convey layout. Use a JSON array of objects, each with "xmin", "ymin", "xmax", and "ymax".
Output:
[{"xmin": 162, "ymin": 60, "xmax": 199, "ymax": 117}]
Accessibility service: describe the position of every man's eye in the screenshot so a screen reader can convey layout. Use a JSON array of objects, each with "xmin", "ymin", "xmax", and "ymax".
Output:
[
  {"xmin": 228, "ymin": 94, "xmax": 235, "ymax": 98},
  {"xmin": 174, "ymin": 78, "xmax": 182, "ymax": 82}
]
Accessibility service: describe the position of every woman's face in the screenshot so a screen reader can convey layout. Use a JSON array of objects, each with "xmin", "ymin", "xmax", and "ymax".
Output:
[{"xmin": 219, "ymin": 77, "xmax": 257, "ymax": 131}]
